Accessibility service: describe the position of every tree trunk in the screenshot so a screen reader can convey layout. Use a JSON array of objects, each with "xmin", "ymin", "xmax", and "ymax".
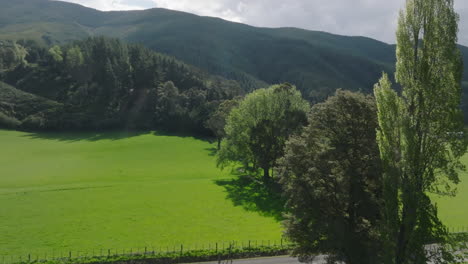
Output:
[
  {"xmin": 217, "ymin": 138, "xmax": 221, "ymax": 150},
  {"xmin": 396, "ymin": 193, "xmax": 418, "ymax": 264},
  {"xmin": 263, "ymin": 167, "xmax": 270, "ymax": 182}
]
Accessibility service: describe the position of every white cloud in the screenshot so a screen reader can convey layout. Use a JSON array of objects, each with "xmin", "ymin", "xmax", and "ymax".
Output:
[
  {"xmin": 152, "ymin": 0, "xmax": 245, "ymax": 22},
  {"xmin": 59, "ymin": 0, "xmax": 468, "ymax": 45},
  {"xmin": 61, "ymin": 0, "xmax": 145, "ymax": 11}
]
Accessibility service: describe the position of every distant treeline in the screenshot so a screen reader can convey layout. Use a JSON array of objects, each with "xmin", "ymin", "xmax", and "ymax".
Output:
[{"xmin": 0, "ymin": 37, "xmax": 244, "ymax": 135}]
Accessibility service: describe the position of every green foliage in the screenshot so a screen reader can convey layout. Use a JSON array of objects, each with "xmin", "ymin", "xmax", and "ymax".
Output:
[
  {"xmin": 205, "ymin": 98, "xmax": 240, "ymax": 149},
  {"xmin": 0, "ymin": 81, "xmax": 61, "ymax": 128},
  {"xmin": 0, "ymin": 37, "xmax": 242, "ymax": 134},
  {"xmin": 48, "ymin": 45, "xmax": 63, "ymax": 63},
  {"xmin": 2, "ymin": 0, "xmax": 468, "ymax": 123},
  {"xmin": 4, "ymin": 0, "xmax": 468, "ymax": 113},
  {"xmin": 0, "ymin": 40, "xmax": 27, "ymax": 70},
  {"xmin": 0, "ymin": 112, "xmax": 20, "ymax": 128},
  {"xmin": 374, "ymin": 0, "xmax": 468, "ymax": 263},
  {"xmin": 21, "ymin": 114, "xmax": 46, "ymax": 129},
  {"xmin": 217, "ymin": 83, "xmax": 310, "ymax": 180},
  {"xmin": 278, "ymin": 90, "xmax": 383, "ymax": 264},
  {"xmin": 64, "ymin": 45, "xmax": 83, "ymax": 69},
  {"xmin": 0, "ymin": 130, "xmax": 282, "ymax": 256}
]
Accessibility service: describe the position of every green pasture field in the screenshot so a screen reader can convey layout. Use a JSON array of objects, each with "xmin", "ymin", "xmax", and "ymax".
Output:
[
  {"xmin": 0, "ymin": 130, "xmax": 282, "ymax": 257},
  {"xmin": 432, "ymin": 153, "xmax": 468, "ymax": 232},
  {"xmin": 1, "ymin": 129, "xmax": 467, "ymax": 258}
]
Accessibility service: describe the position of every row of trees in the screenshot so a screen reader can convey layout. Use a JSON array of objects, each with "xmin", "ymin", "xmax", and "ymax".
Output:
[{"xmin": 216, "ymin": 0, "xmax": 467, "ymax": 263}]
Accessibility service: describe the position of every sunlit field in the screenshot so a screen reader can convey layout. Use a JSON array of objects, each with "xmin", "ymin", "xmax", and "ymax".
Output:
[
  {"xmin": 1, "ymin": 129, "xmax": 467, "ymax": 258},
  {"xmin": 0, "ymin": 130, "xmax": 282, "ymax": 257}
]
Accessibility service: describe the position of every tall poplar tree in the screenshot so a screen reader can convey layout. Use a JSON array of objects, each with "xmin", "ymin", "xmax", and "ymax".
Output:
[{"xmin": 374, "ymin": 0, "xmax": 467, "ymax": 263}]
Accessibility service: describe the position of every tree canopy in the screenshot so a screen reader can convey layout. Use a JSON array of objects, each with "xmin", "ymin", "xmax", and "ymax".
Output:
[
  {"xmin": 374, "ymin": 0, "xmax": 467, "ymax": 263},
  {"xmin": 205, "ymin": 98, "xmax": 240, "ymax": 149},
  {"xmin": 278, "ymin": 90, "xmax": 383, "ymax": 264},
  {"xmin": 217, "ymin": 83, "xmax": 310, "ymax": 180},
  {"xmin": 0, "ymin": 37, "xmax": 243, "ymax": 134}
]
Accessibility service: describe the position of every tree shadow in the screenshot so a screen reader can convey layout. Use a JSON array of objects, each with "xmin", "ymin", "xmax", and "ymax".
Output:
[
  {"xmin": 20, "ymin": 130, "xmax": 153, "ymax": 142},
  {"xmin": 19, "ymin": 129, "xmax": 216, "ymax": 143},
  {"xmin": 205, "ymin": 147, "xmax": 218, "ymax": 156},
  {"xmin": 214, "ymin": 174, "xmax": 286, "ymax": 222}
]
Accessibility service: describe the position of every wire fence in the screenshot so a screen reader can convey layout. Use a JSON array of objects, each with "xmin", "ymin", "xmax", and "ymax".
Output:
[
  {"xmin": 449, "ymin": 226, "xmax": 468, "ymax": 233},
  {"xmin": 1, "ymin": 239, "xmax": 291, "ymax": 264},
  {"xmin": 3, "ymin": 227, "xmax": 468, "ymax": 264}
]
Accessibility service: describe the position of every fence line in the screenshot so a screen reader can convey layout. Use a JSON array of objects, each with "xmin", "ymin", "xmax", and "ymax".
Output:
[
  {"xmin": 449, "ymin": 226, "xmax": 468, "ymax": 233},
  {"xmin": 3, "ymin": 226, "xmax": 468, "ymax": 264},
  {"xmin": 1, "ymin": 239, "xmax": 292, "ymax": 264}
]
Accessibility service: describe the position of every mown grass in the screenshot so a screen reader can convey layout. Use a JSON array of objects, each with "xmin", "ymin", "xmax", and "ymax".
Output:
[{"xmin": 0, "ymin": 130, "xmax": 282, "ymax": 257}]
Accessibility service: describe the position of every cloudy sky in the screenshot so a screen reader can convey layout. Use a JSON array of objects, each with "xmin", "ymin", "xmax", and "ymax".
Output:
[{"xmin": 60, "ymin": 0, "xmax": 468, "ymax": 45}]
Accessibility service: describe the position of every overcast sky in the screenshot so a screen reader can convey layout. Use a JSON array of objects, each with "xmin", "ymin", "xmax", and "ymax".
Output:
[{"xmin": 59, "ymin": 0, "xmax": 468, "ymax": 45}]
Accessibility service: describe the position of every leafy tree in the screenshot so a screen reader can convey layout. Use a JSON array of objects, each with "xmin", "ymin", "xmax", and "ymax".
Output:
[
  {"xmin": 48, "ymin": 45, "xmax": 63, "ymax": 63},
  {"xmin": 205, "ymin": 98, "xmax": 240, "ymax": 149},
  {"xmin": 278, "ymin": 90, "xmax": 383, "ymax": 264},
  {"xmin": 374, "ymin": 0, "xmax": 467, "ymax": 263},
  {"xmin": 0, "ymin": 41, "xmax": 27, "ymax": 70},
  {"xmin": 217, "ymin": 83, "xmax": 309, "ymax": 181},
  {"xmin": 155, "ymin": 81, "xmax": 183, "ymax": 128},
  {"xmin": 65, "ymin": 46, "xmax": 84, "ymax": 69}
]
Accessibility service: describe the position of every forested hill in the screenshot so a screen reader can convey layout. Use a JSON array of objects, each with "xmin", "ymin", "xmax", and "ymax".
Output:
[
  {"xmin": 2, "ymin": 1, "xmax": 464, "ymax": 94},
  {"xmin": 0, "ymin": 0, "xmax": 468, "ymax": 119},
  {"xmin": 0, "ymin": 37, "xmax": 242, "ymax": 133}
]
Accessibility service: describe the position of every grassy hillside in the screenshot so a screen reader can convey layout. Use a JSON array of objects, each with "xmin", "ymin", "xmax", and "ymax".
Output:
[{"xmin": 0, "ymin": 129, "xmax": 282, "ymax": 256}]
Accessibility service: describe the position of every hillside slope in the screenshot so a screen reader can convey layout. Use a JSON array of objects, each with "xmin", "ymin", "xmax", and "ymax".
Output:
[{"xmin": 0, "ymin": 0, "xmax": 467, "ymax": 105}]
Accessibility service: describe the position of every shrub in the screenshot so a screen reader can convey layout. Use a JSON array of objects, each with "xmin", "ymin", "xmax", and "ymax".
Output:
[
  {"xmin": 21, "ymin": 114, "xmax": 46, "ymax": 129},
  {"xmin": 0, "ymin": 112, "xmax": 20, "ymax": 128}
]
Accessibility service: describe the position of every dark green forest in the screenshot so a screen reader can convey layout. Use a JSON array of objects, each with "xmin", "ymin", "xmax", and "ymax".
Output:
[{"xmin": 0, "ymin": 38, "xmax": 242, "ymax": 134}]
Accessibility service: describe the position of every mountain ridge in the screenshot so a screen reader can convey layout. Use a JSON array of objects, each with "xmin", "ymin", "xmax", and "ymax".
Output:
[{"xmin": 0, "ymin": 0, "xmax": 467, "ymax": 107}]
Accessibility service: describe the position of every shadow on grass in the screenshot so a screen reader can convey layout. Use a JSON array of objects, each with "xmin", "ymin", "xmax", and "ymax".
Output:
[
  {"xmin": 20, "ymin": 130, "xmax": 153, "ymax": 142},
  {"xmin": 205, "ymin": 147, "xmax": 218, "ymax": 156},
  {"xmin": 215, "ymin": 174, "xmax": 286, "ymax": 222},
  {"xmin": 20, "ymin": 129, "xmax": 215, "ymax": 143}
]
